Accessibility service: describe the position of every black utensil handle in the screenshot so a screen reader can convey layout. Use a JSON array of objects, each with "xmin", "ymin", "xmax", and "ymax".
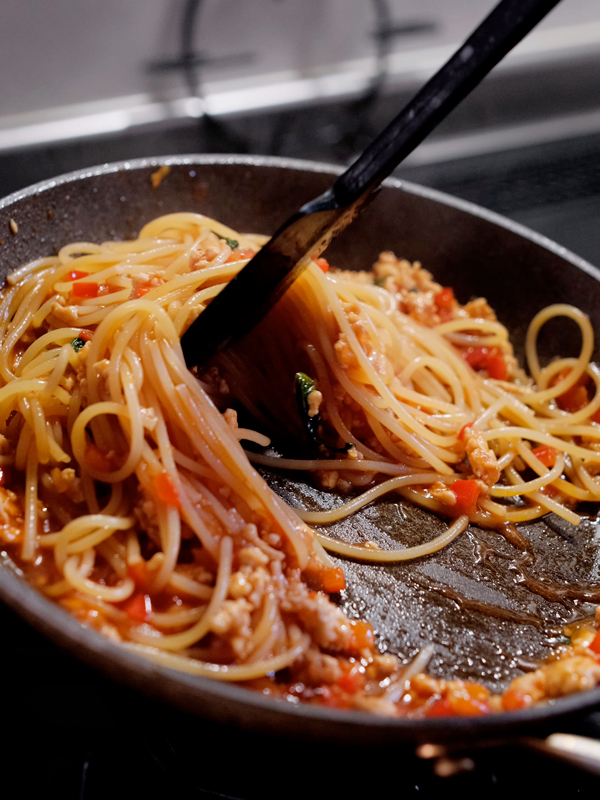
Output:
[{"xmin": 333, "ymin": 0, "xmax": 561, "ymax": 206}]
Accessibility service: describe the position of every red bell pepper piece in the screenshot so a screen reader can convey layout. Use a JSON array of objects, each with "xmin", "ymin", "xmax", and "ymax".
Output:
[
  {"xmin": 589, "ymin": 630, "xmax": 600, "ymax": 654},
  {"xmin": 153, "ymin": 471, "xmax": 181, "ymax": 507},
  {"xmin": 337, "ymin": 664, "xmax": 366, "ymax": 694},
  {"xmin": 312, "ymin": 255, "xmax": 330, "ymax": 273},
  {"xmin": 458, "ymin": 422, "xmax": 473, "ymax": 441},
  {"xmin": 71, "ymin": 281, "xmax": 100, "ymax": 298},
  {"xmin": 462, "ymin": 346, "xmax": 507, "ymax": 381},
  {"xmin": 85, "ymin": 443, "xmax": 114, "ymax": 472},
  {"xmin": 434, "ymin": 287, "xmax": 454, "ymax": 310},
  {"xmin": 348, "ymin": 620, "xmax": 375, "ymax": 652},
  {"xmin": 320, "ymin": 566, "xmax": 345, "ymax": 593},
  {"xmin": 450, "ymin": 479, "xmax": 481, "ymax": 515},
  {"xmin": 531, "ymin": 445, "xmax": 557, "ymax": 468},
  {"xmin": 123, "ymin": 592, "xmax": 151, "ymax": 623}
]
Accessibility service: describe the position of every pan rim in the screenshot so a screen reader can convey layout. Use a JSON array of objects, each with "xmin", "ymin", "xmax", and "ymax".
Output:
[
  {"xmin": 1, "ymin": 152, "xmax": 600, "ymax": 741},
  {"xmin": 2, "ymin": 152, "xmax": 598, "ymax": 284}
]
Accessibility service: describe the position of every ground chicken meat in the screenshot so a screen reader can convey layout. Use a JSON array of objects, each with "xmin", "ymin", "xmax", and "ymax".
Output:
[
  {"xmin": 223, "ymin": 408, "xmax": 238, "ymax": 430},
  {"xmin": 238, "ymin": 546, "xmax": 269, "ymax": 568},
  {"xmin": 463, "ymin": 427, "xmax": 501, "ymax": 486},
  {"xmin": 373, "ymin": 252, "xmax": 439, "ymax": 294},
  {"xmin": 430, "ymin": 481, "xmax": 458, "ymax": 507},
  {"xmin": 370, "ymin": 253, "xmax": 448, "ymax": 327},
  {"xmin": 133, "ymin": 492, "xmax": 160, "ymax": 546},
  {"xmin": 543, "ymin": 656, "xmax": 600, "ymax": 697},
  {"xmin": 399, "ymin": 290, "xmax": 441, "ymax": 327},
  {"xmin": 282, "ymin": 580, "xmax": 353, "ymax": 652},
  {"xmin": 49, "ymin": 300, "xmax": 81, "ymax": 326},
  {"xmin": 316, "ymin": 470, "xmax": 339, "ymax": 491},
  {"xmin": 463, "ymin": 297, "xmax": 497, "ymax": 321},
  {"xmin": 334, "ymin": 334, "xmax": 359, "ymax": 370},
  {"xmin": 352, "ymin": 695, "xmax": 398, "ymax": 717},
  {"xmin": 307, "ymin": 389, "xmax": 322, "ymax": 418},
  {"xmin": 303, "ymin": 649, "xmax": 343, "ymax": 685},
  {"xmin": 50, "ymin": 467, "xmax": 85, "ymax": 504},
  {"xmin": 210, "ymin": 598, "xmax": 256, "ymax": 659},
  {"xmin": 189, "ymin": 233, "xmax": 226, "ymax": 269},
  {"xmin": 228, "ymin": 570, "xmax": 253, "ymax": 599},
  {"xmin": 411, "ymin": 672, "xmax": 445, "ymax": 698},
  {"xmin": 211, "ymin": 598, "xmax": 253, "ymax": 637},
  {"xmin": 0, "ymin": 487, "xmax": 24, "ymax": 545},
  {"xmin": 506, "ymin": 655, "xmax": 600, "ymax": 705}
]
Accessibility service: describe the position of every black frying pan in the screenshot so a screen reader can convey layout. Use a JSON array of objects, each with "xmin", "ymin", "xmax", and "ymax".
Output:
[{"xmin": 1, "ymin": 155, "xmax": 600, "ymax": 745}]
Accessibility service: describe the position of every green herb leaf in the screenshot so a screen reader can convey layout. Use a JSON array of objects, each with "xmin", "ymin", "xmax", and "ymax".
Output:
[
  {"xmin": 294, "ymin": 372, "xmax": 352, "ymax": 454},
  {"xmin": 295, "ymin": 372, "xmax": 316, "ymax": 405},
  {"xmin": 373, "ymin": 276, "xmax": 386, "ymax": 287},
  {"xmin": 213, "ymin": 232, "xmax": 239, "ymax": 250},
  {"xmin": 71, "ymin": 336, "xmax": 86, "ymax": 352}
]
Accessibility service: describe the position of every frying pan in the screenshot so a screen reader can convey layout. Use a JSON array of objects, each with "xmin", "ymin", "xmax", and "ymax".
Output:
[{"xmin": 1, "ymin": 154, "xmax": 600, "ymax": 746}]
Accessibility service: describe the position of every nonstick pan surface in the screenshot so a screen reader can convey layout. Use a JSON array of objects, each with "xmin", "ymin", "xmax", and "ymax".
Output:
[{"xmin": 1, "ymin": 154, "xmax": 600, "ymax": 745}]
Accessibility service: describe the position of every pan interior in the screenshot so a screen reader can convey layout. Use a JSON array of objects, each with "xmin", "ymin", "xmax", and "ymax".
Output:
[
  {"xmin": 1, "ymin": 156, "xmax": 600, "ymax": 722},
  {"xmin": 260, "ymin": 465, "xmax": 599, "ymax": 690}
]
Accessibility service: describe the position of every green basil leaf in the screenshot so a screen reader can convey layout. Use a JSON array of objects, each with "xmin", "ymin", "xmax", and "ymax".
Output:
[
  {"xmin": 213, "ymin": 232, "xmax": 239, "ymax": 250},
  {"xmin": 71, "ymin": 336, "xmax": 86, "ymax": 352},
  {"xmin": 294, "ymin": 372, "xmax": 352, "ymax": 454}
]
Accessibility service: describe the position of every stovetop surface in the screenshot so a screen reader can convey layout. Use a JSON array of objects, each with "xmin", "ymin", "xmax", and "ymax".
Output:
[{"xmin": 2, "ymin": 122, "xmax": 600, "ymax": 797}]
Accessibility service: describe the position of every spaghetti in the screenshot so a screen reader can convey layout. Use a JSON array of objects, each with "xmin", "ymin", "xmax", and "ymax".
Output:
[{"xmin": 1, "ymin": 211, "xmax": 600, "ymax": 717}]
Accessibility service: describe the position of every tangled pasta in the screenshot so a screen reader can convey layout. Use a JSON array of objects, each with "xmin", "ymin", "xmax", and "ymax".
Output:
[{"xmin": 1, "ymin": 211, "xmax": 600, "ymax": 717}]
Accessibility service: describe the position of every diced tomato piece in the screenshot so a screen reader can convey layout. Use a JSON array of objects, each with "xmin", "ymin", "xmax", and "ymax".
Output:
[
  {"xmin": 450, "ymin": 695, "xmax": 490, "ymax": 715},
  {"xmin": 348, "ymin": 619, "xmax": 375, "ymax": 652},
  {"xmin": 71, "ymin": 281, "xmax": 100, "ymax": 298},
  {"xmin": 425, "ymin": 697, "xmax": 454, "ymax": 717},
  {"xmin": 551, "ymin": 368, "xmax": 592, "ymax": 412},
  {"xmin": 321, "ymin": 566, "xmax": 346, "ymax": 594},
  {"xmin": 531, "ymin": 445, "xmax": 557, "ymax": 468},
  {"xmin": 123, "ymin": 592, "xmax": 151, "ymax": 623},
  {"xmin": 85, "ymin": 443, "xmax": 114, "ymax": 472},
  {"xmin": 458, "ymin": 422, "xmax": 473, "ymax": 441},
  {"xmin": 485, "ymin": 352, "xmax": 508, "ymax": 380},
  {"xmin": 434, "ymin": 287, "xmax": 454, "ymax": 310},
  {"xmin": 67, "ymin": 270, "xmax": 89, "ymax": 281},
  {"xmin": 450, "ymin": 479, "xmax": 481, "ymax": 515},
  {"xmin": 312, "ymin": 255, "xmax": 330, "ymax": 273},
  {"xmin": 427, "ymin": 684, "xmax": 490, "ymax": 717},
  {"xmin": 589, "ymin": 630, "xmax": 600, "ymax": 654},
  {"xmin": 302, "ymin": 560, "xmax": 345, "ymax": 594},
  {"xmin": 447, "ymin": 684, "xmax": 490, "ymax": 716},
  {"xmin": 318, "ymin": 686, "xmax": 352, "ymax": 710},
  {"xmin": 462, "ymin": 346, "xmax": 507, "ymax": 380},
  {"xmin": 463, "ymin": 346, "xmax": 488, "ymax": 370},
  {"xmin": 557, "ymin": 384, "xmax": 589, "ymax": 413},
  {"xmin": 226, "ymin": 249, "xmax": 255, "ymax": 263},
  {"xmin": 78, "ymin": 329, "xmax": 93, "ymax": 342},
  {"xmin": 133, "ymin": 285, "xmax": 153, "ymax": 298},
  {"xmin": 153, "ymin": 471, "xmax": 181, "ymax": 507},
  {"xmin": 127, "ymin": 560, "xmax": 149, "ymax": 591},
  {"xmin": 502, "ymin": 687, "xmax": 533, "ymax": 712},
  {"xmin": 337, "ymin": 665, "xmax": 366, "ymax": 695}
]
